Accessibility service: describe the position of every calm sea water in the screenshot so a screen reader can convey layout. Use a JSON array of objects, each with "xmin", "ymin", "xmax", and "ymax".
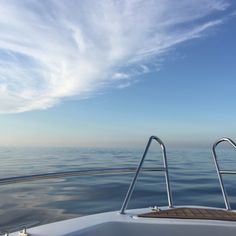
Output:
[{"xmin": 0, "ymin": 146, "xmax": 235, "ymax": 233}]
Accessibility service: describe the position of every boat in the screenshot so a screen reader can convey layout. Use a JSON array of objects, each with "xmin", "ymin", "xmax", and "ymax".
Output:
[{"xmin": 4, "ymin": 135, "xmax": 236, "ymax": 236}]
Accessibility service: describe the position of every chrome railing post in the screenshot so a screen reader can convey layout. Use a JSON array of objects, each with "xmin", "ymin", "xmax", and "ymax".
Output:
[
  {"xmin": 212, "ymin": 137, "xmax": 236, "ymax": 210},
  {"xmin": 161, "ymin": 141, "xmax": 173, "ymax": 208},
  {"xmin": 120, "ymin": 135, "xmax": 172, "ymax": 214}
]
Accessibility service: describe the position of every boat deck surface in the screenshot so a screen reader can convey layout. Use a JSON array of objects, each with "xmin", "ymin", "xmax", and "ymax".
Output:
[{"xmin": 139, "ymin": 207, "xmax": 236, "ymax": 221}]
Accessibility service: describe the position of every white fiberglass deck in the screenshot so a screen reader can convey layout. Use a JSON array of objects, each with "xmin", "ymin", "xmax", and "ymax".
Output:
[{"xmin": 9, "ymin": 208, "xmax": 236, "ymax": 236}]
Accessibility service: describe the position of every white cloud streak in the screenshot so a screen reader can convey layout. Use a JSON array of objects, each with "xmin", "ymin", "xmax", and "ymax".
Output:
[{"xmin": 0, "ymin": 0, "xmax": 231, "ymax": 113}]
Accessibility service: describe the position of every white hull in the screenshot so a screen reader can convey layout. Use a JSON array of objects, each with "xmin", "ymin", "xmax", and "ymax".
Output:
[{"xmin": 9, "ymin": 207, "xmax": 236, "ymax": 236}]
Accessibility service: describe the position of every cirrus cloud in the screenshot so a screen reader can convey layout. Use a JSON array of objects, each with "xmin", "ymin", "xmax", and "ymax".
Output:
[{"xmin": 0, "ymin": 0, "xmax": 232, "ymax": 113}]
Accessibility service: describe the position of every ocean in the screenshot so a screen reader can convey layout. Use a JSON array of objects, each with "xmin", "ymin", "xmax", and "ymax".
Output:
[{"xmin": 0, "ymin": 146, "xmax": 235, "ymax": 233}]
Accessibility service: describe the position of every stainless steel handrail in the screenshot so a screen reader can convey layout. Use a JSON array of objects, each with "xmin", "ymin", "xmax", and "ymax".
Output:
[
  {"xmin": 120, "ymin": 135, "xmax": 173, "ymax": 214},
  {"xmin": 212, "ymin": 137, "xmax": 236, "ymax": 210}
]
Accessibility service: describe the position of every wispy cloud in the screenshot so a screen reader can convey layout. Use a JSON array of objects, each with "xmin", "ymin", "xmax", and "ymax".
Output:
[{"xmin": 0, "ymin": 0, "xmax": 231, "ymax": 113}]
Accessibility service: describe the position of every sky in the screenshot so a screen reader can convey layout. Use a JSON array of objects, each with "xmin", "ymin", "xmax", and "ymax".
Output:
[{"xmin": 0, "ymin": 0, "xmax": 235, "ymax": 147}]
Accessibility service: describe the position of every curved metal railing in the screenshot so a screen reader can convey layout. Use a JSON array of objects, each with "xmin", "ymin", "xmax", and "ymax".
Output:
[
  {"xmin": 120, "ymin": 135, "xmax": 173, "ymax": 214},
  {"xmin": 212, "ymin": 137, "xmax": 236, "ymax": 210}
]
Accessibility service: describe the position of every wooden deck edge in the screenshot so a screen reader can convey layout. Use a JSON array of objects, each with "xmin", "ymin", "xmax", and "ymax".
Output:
[{"xmin": 138, "ymin": 207, "xmax": 236, "ymax": 221}]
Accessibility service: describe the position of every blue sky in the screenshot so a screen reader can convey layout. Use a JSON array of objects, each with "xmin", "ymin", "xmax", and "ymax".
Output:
[{"xmin": 0, "ymin": 0, "xmax": 235, "ymax": 147}]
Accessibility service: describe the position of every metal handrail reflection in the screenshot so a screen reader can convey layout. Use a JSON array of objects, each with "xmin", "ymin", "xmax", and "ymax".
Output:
[{"xmin": 0, "ymin": 167, "xmax": 161, "ymax": 185}]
